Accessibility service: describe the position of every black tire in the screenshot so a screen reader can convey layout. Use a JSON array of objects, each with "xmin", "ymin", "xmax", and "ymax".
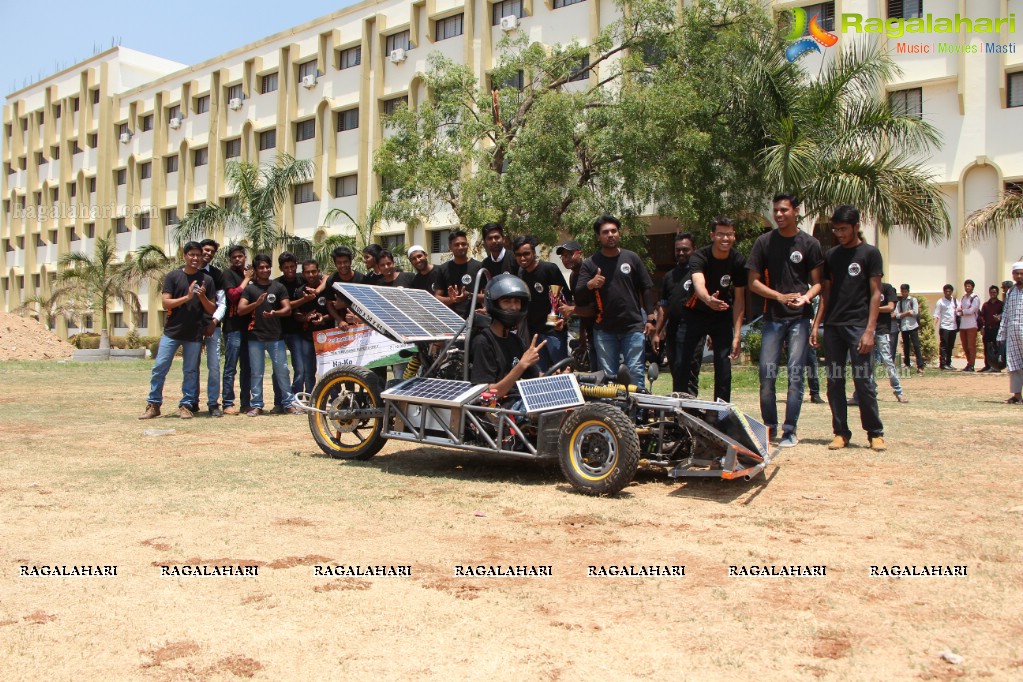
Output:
[
  {"xmin": 308, "ymin": 366, "xmax": 385, "ymax": 460},
  {"xmin": 558, "ymin": 403, "xmax": 640, "ymax": 496}
]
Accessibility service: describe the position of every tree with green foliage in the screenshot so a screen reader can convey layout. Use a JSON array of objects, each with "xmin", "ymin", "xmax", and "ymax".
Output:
[
  {"xmin": 174, "ymin": 154, "xmax": 313, "ymax": 258},
  {"xmin": 749, "ymin": 28, "xmax": 951, "ymax": 244},
  {"xmin": 56, "ymin": 232, "xmax": 166, "ymax": 349},
  {"xmin": 15, "ymin": 288, "xmax": 86, "ymax": 331}
]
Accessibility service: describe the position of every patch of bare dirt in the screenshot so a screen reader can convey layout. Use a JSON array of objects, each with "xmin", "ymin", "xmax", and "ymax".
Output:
[
  {"xmin": 267, "ymin": 554, "xmax": 333, "ymax": 569},
  {"xmin": 22, "ymin": 611, "xmax": 56, "ymax": 625},
  {"xmin": 313, "ymin": 580, "xmax": 371, "ymax": 593},
  {"xmin": 140, "ymin": 640, "xmax": 201, "ymax": 669},
  {"xmin": 273, "ymin": 517, "xmax": 316, "ymax": 527},
  {"xmin": 140, "ymin": 538, "xmax": 172, "ymax": 552},
  {"xmin": 207, "ymin": 655, "xmax": 264, "ymax": 678},
  {"xmin": 0, "ymin": 311, "xmax": 74, "ymax": 361}
]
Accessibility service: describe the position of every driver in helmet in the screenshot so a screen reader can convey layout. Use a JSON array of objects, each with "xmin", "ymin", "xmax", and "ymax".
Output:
[{"xmin": 470, "ymin": 274, "xmax": 546, "ymax": 399}]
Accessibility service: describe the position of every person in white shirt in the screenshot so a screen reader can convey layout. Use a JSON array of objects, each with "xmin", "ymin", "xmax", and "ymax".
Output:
[
  {"xmin": 896, "ymin": 283, "xmax": 924, "ymax": 374},
  {"xmin": 933, "ymin": 284, "xmax": 958, "ymax": 370},
  {"xmin": 957, "ymin": 279, "xmax": 981, "ymax": 372}
]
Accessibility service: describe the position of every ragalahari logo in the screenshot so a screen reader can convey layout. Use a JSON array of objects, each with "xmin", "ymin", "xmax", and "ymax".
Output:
[{"xmin": 785, "ymin": 7, "xmax": 839, "ymax": 61}]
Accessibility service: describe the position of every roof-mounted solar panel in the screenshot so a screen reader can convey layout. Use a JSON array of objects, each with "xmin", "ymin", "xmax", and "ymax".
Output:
[
  {"xmin": 334, "ymin": 283, "xmax": 467, "ymax": 342},
  {"xmin": 516, "ymin": 374, "xmax": 585, "ymax": 414}
]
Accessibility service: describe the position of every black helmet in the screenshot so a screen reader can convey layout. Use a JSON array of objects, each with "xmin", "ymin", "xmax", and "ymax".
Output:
[{"xmin": 484, "ymin": 274, "xmax": 530, "ymax": 327}]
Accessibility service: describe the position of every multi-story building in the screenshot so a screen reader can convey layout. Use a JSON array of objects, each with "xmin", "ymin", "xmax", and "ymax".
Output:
[{"xmin": 3, "ymin": 0, "xmax": 1023, "ymax": 338}]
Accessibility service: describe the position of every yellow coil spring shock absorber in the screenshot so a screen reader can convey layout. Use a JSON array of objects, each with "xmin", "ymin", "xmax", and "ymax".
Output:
[
  {"xmin": 579, "ymin": 383, "xmax": 638, "ymax": 399},
  {"xmin": 402, "ymin": 355, "xmax": 422, "ymax": 380}
]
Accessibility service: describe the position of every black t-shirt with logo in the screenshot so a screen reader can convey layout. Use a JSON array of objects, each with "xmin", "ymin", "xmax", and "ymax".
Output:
[
  {"xmin": 374, "ymin": 272, "xmax": 415, "ymax": 288},
  {"xmin": 436, "ymin": 258, "xmax": 483, "ymax": 318},
  {"xmin": 410, "ymin": 267, "xmax": 443, "ymax": 294},
  {"xmin": 162, "ymin": 268, "xmax": 215, "ymax": 342},
  {"xmin": 822, "ymin": 243, "xmax": 884, "ymax": 327},
  {"xmin": 876, "ymin": 282, "xmax": 898, "ymax": 330},
  {"xmin": 222, "ymin": 267, "xmax": 252, "ymax": 334},
  {"xmin": 660, "ymin": 263, "xmax": 693, "ymax": 326},
  {"xmin": 576, "ymin": 249, "xmax": 653, "ymax": 334},
  {"xmin": 242, "ymin": 280, "xmax": 290, "ymax": 342},
  {"xmin": 688, "ymin": 245, "xmax": 748, "ymax": 317},
  {"xmin": 469, "ymin": 328, "xmax": 540, "ymax": 386},
  {"xmin": 298, "ymin": 277, "xmax": 332, "ymax": 340},
  {"xmin": 745, "ymin": 229, "xmax": 824, "ymax": 321},
  {"xmin": 275, "ymin": 275, "xmax": 305, "ymax": 336},
  {"xmin": 518, "ymin": 261, "xmax": 571, "ymax": 337},
  {"xmin": 482, "ymin": 250, "xmax": 517, "ymax": 279}
]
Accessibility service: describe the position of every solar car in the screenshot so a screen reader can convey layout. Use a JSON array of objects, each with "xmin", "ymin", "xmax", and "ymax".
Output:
[{"xmin": 295, "ymin": 280, "xmax": 776, "ymax": 496}]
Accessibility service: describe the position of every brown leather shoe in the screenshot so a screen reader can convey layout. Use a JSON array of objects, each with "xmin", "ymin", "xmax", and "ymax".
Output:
[
  {"xmin": 285, "ymin": 405, "xmax": 304, "ymax": 415},
  {"xmin": 827, "ymin": 435, "xmax": 848, "ymax": 450},
  {"xmin": 246, "ymin": 407, "xmax": 262, "ymax": 417},
  {"xmin": 223, "ymin": 406, "xmax": 240, "ymax": 415},
  {"xmin": 138, "ymin": 404, "xmax": 161, "ymax": 420},
  {"xmin": 869, "ymin": 437, "xmax": 887, "ymax": 451},
  {"xmin": 178, "ymin": 406, "xmax": 194, "ymax": 419}
]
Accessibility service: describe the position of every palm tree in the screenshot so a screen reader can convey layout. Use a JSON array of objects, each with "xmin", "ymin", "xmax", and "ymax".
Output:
[
  {"xmin": 323, "ymin": 201, "xmax": 389, "ymax": 272},
  {"xmin": 15, "ymin": 287, "xmax": 86, "ymax": 331},
  {"xmin": 56, "ymin": 232, "xmax": 165, "ymax": 349},
  {"xmin": 174, "ymin": 153, "xmax": 313, "ymax": 257},
  {"xmin": 962, "ymin": 188, "xmax": 1023, "ymax": 244},
  {"xmin": 751, "ymin": 37, "xmax": 952, "ymax": 244}
]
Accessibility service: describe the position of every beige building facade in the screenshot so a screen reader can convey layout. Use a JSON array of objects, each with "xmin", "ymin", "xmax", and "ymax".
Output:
[{"xmin": 3, "ymin": 0, "xmax": 1023, "ymax": 337}]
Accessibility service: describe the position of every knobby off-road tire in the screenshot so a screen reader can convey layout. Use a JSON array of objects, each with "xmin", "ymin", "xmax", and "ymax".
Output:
[
  {"xmin": 558, "ymin": 403, "xmax": 640, "ymax": 496},
  {"xmin": 308, "ymin": 366, "xmax": 385, "ymax": 460}
]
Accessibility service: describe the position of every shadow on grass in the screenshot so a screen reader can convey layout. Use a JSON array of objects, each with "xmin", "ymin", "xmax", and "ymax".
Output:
[{"xmin": 666, "ymin": 465, "xmax": 779, "ymax": 504}]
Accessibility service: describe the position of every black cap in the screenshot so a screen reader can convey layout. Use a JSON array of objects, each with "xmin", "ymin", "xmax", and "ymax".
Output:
[
  {"xmin": 1003, "ymin": 280, "xmax": 1013, "ymax": 288},
  {"xmin": 555, "ymin": 240, "xmax": 583, "ymax": 255}
]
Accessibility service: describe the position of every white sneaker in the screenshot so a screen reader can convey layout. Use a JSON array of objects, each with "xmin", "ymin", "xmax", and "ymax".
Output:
[{"xmin": 779, "ymin": 433, "xmax": 798, "ymax": 448}]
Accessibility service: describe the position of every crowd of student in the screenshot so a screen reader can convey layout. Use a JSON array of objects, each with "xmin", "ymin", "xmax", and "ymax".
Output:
[{"xmin": 140, "ymin": 200, "xmax": 1023, "ymax": 444}]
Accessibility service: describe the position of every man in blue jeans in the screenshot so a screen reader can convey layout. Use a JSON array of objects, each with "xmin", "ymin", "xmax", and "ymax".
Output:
[
  {"xmin": 745, "ymin": 193, "xmax": 824, "ymax": 447},
  {"xmin": 238, "ymin": 254, "xmax": 301, "ymax": 416},
  {"xmin": 222, "ymin": 245, "xmax": 253, "ymax": 414},
  {"xmin": 199, "ymin": 239, "xmax": 226, "ymax": 417},
  {"xmin": 139, "ymin": 242, "xmax": 216, "ymax": 419},
  {"xmin": 575, "ymin": 215, "xmax": 656, "ymax": 389},
  {"xmin": 271, "ymin": 251, "xmax": 306, "ymax": 413}
]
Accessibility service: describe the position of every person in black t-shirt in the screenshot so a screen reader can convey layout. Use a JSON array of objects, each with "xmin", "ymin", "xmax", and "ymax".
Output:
[
  {"xmin": 745, "ymin": 193, "xmax": 824, "ymax": 447},
  {"xmin": 557, "ymin": 240, "xmax": 597, "ymax": 371},
  {"xmin": 361, "ymin": 244, "xmax": 384, "ymax": 285},
  {"xmin": 238, "ymin": 254, "xmax": 299, "ymax": 416},
  {"xmin": 291, "ymin": 259, "xmax": 332, "ymax": 393},
  {"xmin": 513, "ymin": 234, "xmax": 572, "ymax": 372},
  {"xmin": 373, "ymin": 250, "xmax": 414, "ymax": 287},
  {"xmin": 653, "ymin": 233, "xmax": 703, "ymax": 393},
  {"xmin": 681, "ymin": 218, "xmax": 747, "ymax": 402},
  {"xmin": 481, "ymin": 222, "xmax": 516, "ymax": 279},
  {"xmin": 407, "ymin": 244, "xmax": 442, "ymax": 293},
  {"xmin": 140, "ymin": 242, "xmax": 216, "ymax": 420},
  {"xmin": 196, "ymin": 239, "xmax": 227, "ymax": 416},
  {"xmin": 469, "ymin": 274, "xmax": 544, "ymax": 398},
  {"xmin": 575, "ymin": 215, "xmax": 655, "ymax": 389},
  {"xmin": 811, "ymin": 205, "xmax": 886, "ymax": 452},
  {"xmin": 324, "ymin": 246, "xmax": 364, "ymax": 329},
  {"xmin": 221, "ymin": 245, "xmax": 254, "ymax": 414},
  {"xmin": 272, "ymin": 252, "xmax": 309, "ymax": 411},
  {"xmin": 435, "ymin": 229, "xmax": 483, "ymax": 318}
]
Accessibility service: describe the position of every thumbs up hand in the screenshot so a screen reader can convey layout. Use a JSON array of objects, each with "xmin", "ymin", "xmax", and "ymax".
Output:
[{"xmin": 588, "ymin": 268, "xmax": 605, "ymax": 291}]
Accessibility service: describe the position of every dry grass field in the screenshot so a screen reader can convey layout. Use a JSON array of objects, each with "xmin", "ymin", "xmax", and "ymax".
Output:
[{"xmin": 1, "ymin": 359, "xmax": 1021, "ymax": 680}]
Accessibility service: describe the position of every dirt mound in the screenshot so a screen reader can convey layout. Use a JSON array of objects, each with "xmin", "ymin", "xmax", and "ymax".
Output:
[{"xmin": 0, "ymin": 311, "xmax": 74, "ymax": 361}]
